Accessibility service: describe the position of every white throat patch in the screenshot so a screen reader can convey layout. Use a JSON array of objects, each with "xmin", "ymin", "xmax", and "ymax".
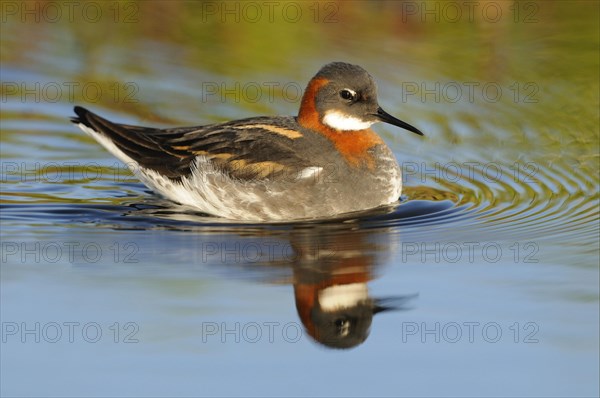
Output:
[
  {"xmin": 318, "ymin": 283, "xmax": 369, "ymax": 311},
  {"xmin": 322, "ymin": 111, "xmax": 374, "ymax": 131}
]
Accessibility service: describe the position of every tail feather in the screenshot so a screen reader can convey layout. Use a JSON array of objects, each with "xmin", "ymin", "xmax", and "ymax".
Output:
[
  {"xmin": 73, "ymin": 106, "xmax": 165, "ymax": 155},
  {"xmin": 71, "ymin": 106, "xmax": 193, "ymax": 178}
]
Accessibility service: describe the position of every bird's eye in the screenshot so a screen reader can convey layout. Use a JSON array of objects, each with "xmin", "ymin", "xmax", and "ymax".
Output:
[
  {"xmin": 339, "ymin": 89, "xmax": 356, "ymax": 101},
  {"xmin": 334, "ymin": 318, "xmax": 351, "ymax": 336}
]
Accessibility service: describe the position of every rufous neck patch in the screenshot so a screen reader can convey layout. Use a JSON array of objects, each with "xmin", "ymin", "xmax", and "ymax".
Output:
[{"xmin": 298, "ymin": 77, "xmax": 329, "ymax": 128}]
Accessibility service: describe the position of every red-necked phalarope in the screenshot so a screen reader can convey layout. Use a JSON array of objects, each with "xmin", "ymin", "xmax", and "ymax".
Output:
[{"xmin": 71, "ymin": 62, "xmax": 424, "ymax": 221}]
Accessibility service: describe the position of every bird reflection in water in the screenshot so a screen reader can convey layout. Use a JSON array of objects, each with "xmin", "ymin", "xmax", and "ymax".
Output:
[{"xmin": 288, "ymin": 225, "xmax": 416, "ymax": 349}]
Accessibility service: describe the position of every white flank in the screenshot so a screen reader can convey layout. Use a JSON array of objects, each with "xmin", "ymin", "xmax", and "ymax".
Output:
[
  {"xmin": 322, "ymin": 111, "xmax": 374, "ymax": 131},
  {"xmin": 318, "ymin": 283, "xmax": 369, "ymax": 311}
]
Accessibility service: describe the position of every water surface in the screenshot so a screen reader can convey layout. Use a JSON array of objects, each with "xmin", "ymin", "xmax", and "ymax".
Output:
[{"xmin": 1, "ymin": 1, "xmax": 599, "ymax": 397}]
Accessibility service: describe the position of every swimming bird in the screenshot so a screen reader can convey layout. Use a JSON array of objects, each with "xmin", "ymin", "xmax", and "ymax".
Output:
[{"xmin": 71, "ymin": 62, "xmax": 423, "ymax": 221}]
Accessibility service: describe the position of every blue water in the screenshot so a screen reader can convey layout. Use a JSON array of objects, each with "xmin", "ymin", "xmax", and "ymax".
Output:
[{"xmin": 1, "ymin": 1, "xmax": 599, "ymax": 397}]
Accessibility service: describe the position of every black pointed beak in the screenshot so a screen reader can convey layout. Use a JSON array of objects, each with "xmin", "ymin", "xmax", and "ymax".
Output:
[
  {"xmin": 374, "ymin": 107, "xmax": 424, "ymax": 136},
  {"xmin": 373, "ymin": 294, "xmax": 419, "ymax": 314},
  {"xmin": 373, "ymin": 303, "xmax": 394, "ymax": 315}
]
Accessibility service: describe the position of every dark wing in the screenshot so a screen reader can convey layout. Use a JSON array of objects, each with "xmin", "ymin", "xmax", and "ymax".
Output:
[{"xmin": 71, "ymin": 106, "xmax": 313, "ymax": 181}]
